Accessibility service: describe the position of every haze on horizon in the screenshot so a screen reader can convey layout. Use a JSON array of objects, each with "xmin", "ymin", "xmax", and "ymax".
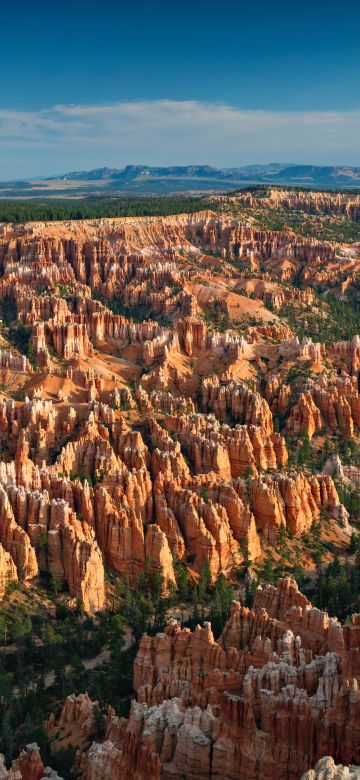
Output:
[{"xmin": 1, "ymin": 0, "xmax": 359, "ymax": 180}]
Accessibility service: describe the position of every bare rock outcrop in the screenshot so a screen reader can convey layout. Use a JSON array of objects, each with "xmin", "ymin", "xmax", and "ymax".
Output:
[
  {"xmin": 0, "ymin": 209, "xmax": 354, "ymax": 619},
  {"xmin": 302, "ymin": 757, "xmax": 360, "ymax": 779},
  {"xmin": 75, "ymin": 577, "xmax": 360, "ymax": 780}
]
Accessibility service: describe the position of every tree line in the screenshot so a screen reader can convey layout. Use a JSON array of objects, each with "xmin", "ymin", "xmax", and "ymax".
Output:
[{"xmin": 0, "ymin": 196, "xmax": 214, "ymax": 224}]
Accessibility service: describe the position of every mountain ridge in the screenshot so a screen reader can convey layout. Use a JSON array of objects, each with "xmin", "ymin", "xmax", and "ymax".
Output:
[
  {"xmin": 1, "ymin": 163, "xmax": 360, "ymax": 199},
  {"xmin": 47, "ymin": 162, "xmax": 360, "ymax": 185}
]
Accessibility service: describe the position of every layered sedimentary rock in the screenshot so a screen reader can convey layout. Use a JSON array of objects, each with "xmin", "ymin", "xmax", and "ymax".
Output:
[
  {"xmin": 1, "ymin": 371, "xmax": 343, "ymax": 599},
  {"xmin": 0, "ymin": 208, "xmax": 356, "ymax": 615},
  {"xmin": 74, "ymin": 577, "xmax": 360, "ymax": 780},
  {"xmin": 0, "ymin": 541, "xmax": 18, "ymax": 596},
  {"xmin": 47, "ymin": 692, "xmax": 97, "ymax": 745},
  {"xmin": 284, "ymin": 373, "xmax": 360, "ymax": 439},
  {"xmin": 0, "ymin": 339, "xmax": 348, "ymax": 606},
  {"xmin": 250, "ymin": 189, "xmax": 360, "ymax": 222},
  {"xmin": 302, "ymin": 757, "xmax": 360, "ymax": 779},
  {"xmin": 202, "ymin": 377, "xmax": 274, "ymax": 432},
  {"xmin": 0, "ymin": 203, "xmax": 358, "ymax": 777},
  {"xmin": 286, "ymin": 392, "xmax": 323, "ymax": 438},
  {"xmin": 0, "ymin": 743, "xmax": 63, "ymax": 780}
]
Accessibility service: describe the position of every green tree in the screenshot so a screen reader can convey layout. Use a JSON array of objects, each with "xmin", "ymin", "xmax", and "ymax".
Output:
[{"xmin": 198, "ymin": 559, "xmax": 212, "ymax": 601}]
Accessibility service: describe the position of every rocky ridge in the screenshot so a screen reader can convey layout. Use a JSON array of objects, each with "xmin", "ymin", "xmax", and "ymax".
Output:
[
  {"xmin": 0, "ymin": 198, "xmax": 358, "ymax": 778},
  {"xmin": 0, "ymin": 209, "xmax": 358, "ymax": 611},
  {"xmin": 13, "ymin": 577, "xmax": 360, "ymax": 780}
]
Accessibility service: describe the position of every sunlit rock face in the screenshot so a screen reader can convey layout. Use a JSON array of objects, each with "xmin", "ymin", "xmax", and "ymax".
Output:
[
  {"xmin": 0, "ymin": 210, "xmax": 356, "ymax": 612},
  {"xmin": 0, "ymin": 197, "xmax": 359, "ymax": 777},
  {"xmin": 73, "ymin": 578, "xmax": 360, "ymax": 780}
]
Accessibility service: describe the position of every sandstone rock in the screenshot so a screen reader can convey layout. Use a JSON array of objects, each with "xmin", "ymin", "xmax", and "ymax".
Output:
[
  {"xmin": 11, "ymin": 743, "xmax": 45, "ymax": 780},
  {"xmin": 76, "ymin": 577, "xmax": 360, "ymax": 780},
  {"xmin": 0, "ymin": 210, "xmax": 354, "ymax": 628},
  {"xmin": 301, "ymin": 756, "xmax": 360, "ymax": 779},
  {"xmin": 145, "ymin": 524, "xmax": 176, "ymax": 591},
  {"xmin": 286, "ymin": 392, "xmax": 323, "ymax": 439}
]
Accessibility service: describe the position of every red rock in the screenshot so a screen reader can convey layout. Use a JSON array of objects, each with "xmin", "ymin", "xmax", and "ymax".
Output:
[{"xmin": 76, "ymin": 577, "xmax": 360, "ymax": 780}]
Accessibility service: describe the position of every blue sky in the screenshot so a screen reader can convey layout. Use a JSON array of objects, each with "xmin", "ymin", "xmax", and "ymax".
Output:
[{"xmin": 1, "ymin": 0, "xmax": 359, "ymax": 177}]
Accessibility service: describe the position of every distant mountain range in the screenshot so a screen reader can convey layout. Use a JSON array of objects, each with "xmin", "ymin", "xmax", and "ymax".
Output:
[
  {"xmin": 1, "ymin": 164, "xmax": 360, "ymax": 199},
  {"xmin": 49, "ymin": 163, "xmax": 360, "ymax": 186}
]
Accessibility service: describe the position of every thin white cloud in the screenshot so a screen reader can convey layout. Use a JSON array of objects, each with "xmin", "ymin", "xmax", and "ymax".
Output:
[{"xmin": 0, "ymin": 100, "xmax": 359, "ymax": 178}]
